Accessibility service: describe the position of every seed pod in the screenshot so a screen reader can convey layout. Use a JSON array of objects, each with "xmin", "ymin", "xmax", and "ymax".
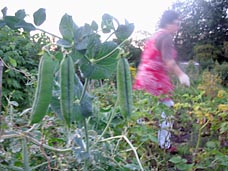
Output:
[
  {"xmin": 60, "ymin": 55, "xmax": 74, "ymax": 126},
  {"xmin": 30, "ymin": 53, "xmax": 56, "ymax": 124},
  {"xmin": 117, "ymin": 56, "xmax": 133, "ymax": 117}
]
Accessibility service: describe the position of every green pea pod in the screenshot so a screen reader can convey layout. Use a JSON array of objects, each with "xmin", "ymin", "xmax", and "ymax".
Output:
[
  {"xmin": 30, "ymin": 53, "xmax": 56, "ymax": 124},
  {"xmin": 117, "ymin": 56, "xmax": 133, "ymax": 117},
  {"xmin": 60, "ymin": 55, "xmax": 74, "ymax": 126}
]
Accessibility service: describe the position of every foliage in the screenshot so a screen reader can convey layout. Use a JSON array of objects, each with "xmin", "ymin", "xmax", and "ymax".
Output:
[
  {"xmin": 193, "ymin": 44, "xmax": 221, "ymax": 69},
  {"xmin": 0, "ymin": 26, "xmax": 51, "ymax": 110},
  {"xmin": 1, "ymin": 5, "xmax": 228, "ymax": 171},
  {"xmin": 213, "ymin": 61, "xmax": 228, "ymax": 86},
  {"xmin": 172, "ymin": 0, "xmax": 228, "ymax": 61},
  {"xmin": 0, "ymin": 6, "xmax": 139, "ymax": 171}
]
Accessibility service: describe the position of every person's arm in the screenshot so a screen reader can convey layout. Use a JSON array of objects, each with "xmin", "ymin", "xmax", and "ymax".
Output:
[{"xmin": 159, "ymin": 34, "xmax": 190, "ymax": 86}]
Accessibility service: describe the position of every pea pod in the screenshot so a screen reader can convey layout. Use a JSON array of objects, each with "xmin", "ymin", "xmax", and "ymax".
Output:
[
  {"xmin": 30, "ymin": 53, "xmax": 56, "ymax": 124},
  {"xmin": 60, "ymin": 55, "xmax": 74, "ymax": 126},
  {"xmin": 117, "ymin": 56, "xmax": 133, "ymax": 117}
]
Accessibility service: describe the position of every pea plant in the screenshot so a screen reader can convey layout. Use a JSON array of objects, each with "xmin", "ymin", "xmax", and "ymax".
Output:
[{"xmin": 0, "ymin": 7, "xmax": 142, "ymax": 170}]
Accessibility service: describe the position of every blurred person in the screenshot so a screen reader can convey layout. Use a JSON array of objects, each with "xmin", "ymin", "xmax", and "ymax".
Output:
[{"xmin": 133, "ymin": 10, "xmax": 190, "ymax": 152}]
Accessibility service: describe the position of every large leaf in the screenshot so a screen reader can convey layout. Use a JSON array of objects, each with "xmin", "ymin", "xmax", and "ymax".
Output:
[
  {"xmin": 115, "ymin": 23, "xmax": 135, "ymax": 41},
  {"xmin": 33, "ymin": 8, "xmax": 46, "ymax": 26},
  {"xmin": 59, "ymin": 13, "xmax": 78, "ymax": 42},
  {"xmin": 4, "ymin": 16, "xmax": 36, "ymax": 31},
  {"xmin": 83, "ymin": 33, "xmax": 101, "ymax": 58},
  {"xmin": 15, "ymin": 9, "xmax": 26, "ymax": 20},
  {"xmin": 4, "ymin": 16, "xmax": 21, "ymax": 29},
  {"xmin": 69, "ymin": 48, "xmax": 84, "ymax": 62},
  {"xmin": 74, "ymin": 24, "xmax": 95, "ymax": 50},
  {"xmin": 15, "ymin": 20, "xmax": 36, "ymax": 32},
  {"xmin": 79, "ymin": 41, "xmax": 119, "ymax": 79}
]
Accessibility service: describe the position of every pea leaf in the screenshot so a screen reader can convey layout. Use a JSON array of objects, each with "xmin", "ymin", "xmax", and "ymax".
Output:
[
  {"xmin": 79, "ymin": 41, "xmax": 119, "ymax": 79},
  {"xmin": 33, "ymin": 8, "xmax": 46, "ymax": 26},
  {"xmin": 59, "ymin": 13, "xmax": 78, "ymax": 42},
  {"xmin": 115, "ymin": 23, "xmax": 135, "ymax": 41},
  {"xmin": 15, "ymin": 9, "xmax": 26, "ymax": 20}
]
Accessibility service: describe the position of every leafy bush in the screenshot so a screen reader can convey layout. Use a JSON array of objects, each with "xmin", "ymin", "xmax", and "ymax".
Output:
[
  {"xmin": 213, "ymin": 61, "xmax": 228, "ymax": 86},
  {"xmin": 0, "ymin": 26, "xmax": 51, "ymax": 110}
]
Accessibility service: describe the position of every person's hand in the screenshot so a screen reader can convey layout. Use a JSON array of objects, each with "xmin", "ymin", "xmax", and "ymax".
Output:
[{"xmin": 178, "ymin": 73, "xmax": 190, "ymax": 86}]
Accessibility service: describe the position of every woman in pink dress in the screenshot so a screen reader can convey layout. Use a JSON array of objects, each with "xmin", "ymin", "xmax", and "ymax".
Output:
[{"xmin": 133, "ymin": 10, "xmax": 190, "ymax": 152}]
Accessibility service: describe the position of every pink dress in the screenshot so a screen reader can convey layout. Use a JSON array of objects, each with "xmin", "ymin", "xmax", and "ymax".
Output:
[{"xmin": 133, "ymin": 30, "xmax": 177, "ymax": 97}]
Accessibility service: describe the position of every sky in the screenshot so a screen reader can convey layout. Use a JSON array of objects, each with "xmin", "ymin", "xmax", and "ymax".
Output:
[{"xmin": 1, "ymin": 0, "xmax": 175, "ymax": 37}]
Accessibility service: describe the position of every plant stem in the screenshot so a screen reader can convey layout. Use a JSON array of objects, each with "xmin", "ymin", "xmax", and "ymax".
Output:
[
  {"xmin": 193, "ymin": 120, "xmax": 209, "ymax": 163},
  {"xmin": 80, "ymin": 78, "xmax": 89, "ymax": 102},
  {"xmin": 22, "ymin": 138, "xmax": 30, "ymax": 171},
  {"xmin": 36, "ymin": 28, "xmax": 62, "ymax": 40},
  {"xmin": 92, "ymin": 100, "xmax": 118, "ymax": 147},
  {"xmin": 83, "ymin": 118, "xmax": 89, "ymax": 153},
  {"xmin": 31, "ymin": 160, "xmax": 55, "ymax": 170},
  {"xmin": 0, "ymin": 132, "xmax": 72, "ymax": 152},
  {"xmin": 101, "ymin": 135, "xmax": 144, "ymax": 171},
  {"xmin": 93, "ymin": 39, "xmax": 127, "ymax": 63}
]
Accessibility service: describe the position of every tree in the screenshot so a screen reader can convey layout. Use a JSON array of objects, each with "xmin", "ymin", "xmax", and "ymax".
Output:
[{"xmin": 172, "ymin": 0, "xmax": 228, "ymax": 62}]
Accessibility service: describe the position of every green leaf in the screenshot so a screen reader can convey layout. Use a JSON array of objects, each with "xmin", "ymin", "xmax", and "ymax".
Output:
[
  {"xmin": 15, "ymin": 20, "xmax": 36, "ymax": 32},
  {"xmin": 56, "ymin": 39, "xmax": 72, "ymax": 48},
  {"xmin": 91, "ymin": 20, "xmax": 98, "ymax": 31},
  {"xmin": 206, "ymin": 141, "xmax": 218, "ymax": 149},
  {"xmin": 0, "ymin": 20, "xmax": 6, "ymax": 28},
  {"xmin": 4, "ymin": 16, "xmax": 36, "ymax": 31},
  {"xmin": 59, "ymin": 13, "xmax": 78, "ymax": 42},
  {"xmin": 79, "ymin": 41, "xmax": 119, "ymax": 79},
  {"xmin": 115, "ymin": 23, "xmax": 135, "ymax": 41},
  {"xmin": 176, "ymin": 163, "xmax": 193, "ymax": 171},
  {"xmin": 9, "ymin": 57, "xmax": 17, "ymax": 67},
  {"xmin": 70, "ymin": 48, "xmax": 84, "ymax": 61},
  {"xmin": 101, "ymin": 13, "xmax": 115, "ymax": 33},
  {"xmin": 80, "ymin": 94, "xmax": 93, "ymax": 118},
  {"xmin": 169, "ymin": 156, "xmax": 183, "ymax": 164},
  {"xmin": 74, "ymin": 24, "xmax": 95, "ymax": 50},
  {"xmin": 4, "ymin": 16, "xmax": 21, "ymax": 29},
  {"xmin": 15, "ymin": 9, "xmax": 26, "ymax": 20},
  {"xmin": 33, "ymin": 8, "xmax": 46, "ymax": 26},
  {"xmin": 1, "ymin": 7, "xmax": 7, "ymax": 17}
]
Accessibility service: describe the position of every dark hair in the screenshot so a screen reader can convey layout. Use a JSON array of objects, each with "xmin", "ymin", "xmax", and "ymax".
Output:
[{"xmin": 159, "ymin": 10, "xmax": 179, "ymax": 28}]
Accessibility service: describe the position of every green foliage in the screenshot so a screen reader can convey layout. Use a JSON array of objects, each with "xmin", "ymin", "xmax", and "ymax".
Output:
[
  {"xmin": 1, "ymin": 6, "xmax": 137, "ymax": 171},
  {"xmin": 193, "ymin": 44, "xmax": 221, "ymax": 69},
  {"xmin": 173, "ymin": 0, "xmax": 228, "ymax": 61},
  {"xmin": 0, "ymin": 26, "xmax": 51, "ymax": 110},
  {"xmin": 213, "ymin": 61, "xmax": 228, "ymax": 86},
  {"xmin": 1, "ymin": 5, "xmax": 228, "ymax": 171}
]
